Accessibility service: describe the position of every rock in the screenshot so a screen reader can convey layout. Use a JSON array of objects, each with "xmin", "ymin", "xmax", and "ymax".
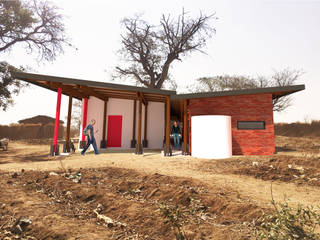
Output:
[
  {"xmin": 252, "ymin": 162, "xmax": 259, "ymax": 167},
  {"xmin": 93, "ymin": 210, "xmax": 126, "ymax": 228},
  {"xmin": 96, "ymin": 203, "xmax": 104, "ymax": 213},
  {"xmin": 65, "ymin": 191, "xmax": 72, "ymax": 197},
  {"xmin": 49, "ymin": 172, "xmax": 59, "ymax": 176},
  {"xmin": 10, "ymin": 217, "xmax": 32, "ymax": 234},
  {"xmin": 294, "ymin": 166, "xmax": 304, "ymax": 173},
  {"xmin": 11, "ymin": 173, "xmax": 18, "ymax": 178},
  {"xmin": 288, "ymin": 164, "xmax": 292, "ymax": 169}
]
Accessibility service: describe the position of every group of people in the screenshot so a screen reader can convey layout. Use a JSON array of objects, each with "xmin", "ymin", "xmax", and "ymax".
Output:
[{"xmin": 80, "ymin": 119, "xmax": 183, "ymax": 156}]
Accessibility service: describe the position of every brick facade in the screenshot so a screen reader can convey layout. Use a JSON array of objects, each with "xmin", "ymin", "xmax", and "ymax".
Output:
[{"xmin": 187, "ymin": 93, "xmax": 275, "ymax": 155}]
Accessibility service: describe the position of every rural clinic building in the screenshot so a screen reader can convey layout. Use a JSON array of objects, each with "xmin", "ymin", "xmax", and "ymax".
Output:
[{"xmin": 12, "ymin": 72, "xmax": 305, "ymax": 157}]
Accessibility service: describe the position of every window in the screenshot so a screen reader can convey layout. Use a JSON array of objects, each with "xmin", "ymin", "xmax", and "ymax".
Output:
[{"xmin": 237, "ymin": 121, "xmax": 265, "ymax": 130}]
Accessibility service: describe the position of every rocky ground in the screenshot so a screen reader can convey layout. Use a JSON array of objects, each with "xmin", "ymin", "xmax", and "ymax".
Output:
[{"xmin": 0, "ymin": 135, "xmax": 319, "ymax": 239}]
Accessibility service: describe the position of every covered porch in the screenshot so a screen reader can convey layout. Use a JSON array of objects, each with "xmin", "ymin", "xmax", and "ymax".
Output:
[{"xmin": 12, "ymin": 72, "xmax": 190, "ymax": 156}]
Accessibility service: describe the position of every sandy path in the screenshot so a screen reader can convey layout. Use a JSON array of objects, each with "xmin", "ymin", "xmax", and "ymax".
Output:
[{"xmin": 1, "ymin": 150, "xmax": 319, "ymax": 209}]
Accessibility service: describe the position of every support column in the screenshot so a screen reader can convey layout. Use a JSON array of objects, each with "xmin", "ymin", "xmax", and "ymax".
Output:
[
  {"xmin": 135, "ymin": 98, "xmax": 143, "ymax": 154},
  {"xmin": 100, "ymin": 100, "xmax": 108, "ymax": 148},
  {"xmin": 50, "ymin": 88, "xmax": 62, "ymax": 156},
  {"xmin": 165, "ymin": 96, "xmax": 171, "ymax": 156},
  {"xmin": 163, "ymin": 101, "xmax": 167, "ymax": 146},
  {"xmin": 63, "ymin": 95, "xmax": 73, "ymax": 153},
  {"xmin": 131, "ymin": 100, "xmax": 137, "ymax": 148},
  {"xmin": 183, "ymin": 99, "xmax": 188, "ymax": 155},
  {"xmin": 80, "ymin": 98, "xmax": 88, "ymax": 148},
  {"xmin": 142, "ymin": 102, "xmax": 148, "ymax": 148}
]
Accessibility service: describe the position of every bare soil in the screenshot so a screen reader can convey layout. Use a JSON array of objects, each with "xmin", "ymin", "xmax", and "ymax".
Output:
[{"xmin": 0, "ymin": 136, "xmax": 319, "ymax": 239}]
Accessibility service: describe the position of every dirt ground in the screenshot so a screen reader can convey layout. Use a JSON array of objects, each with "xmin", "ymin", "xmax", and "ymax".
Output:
[{"xmin": 0, "ymin": 136, "xmax": 320, "ymax": 239}]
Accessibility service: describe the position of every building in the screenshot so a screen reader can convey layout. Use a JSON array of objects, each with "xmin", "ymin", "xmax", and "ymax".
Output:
[
  {"xmin": 12, "ymin": 72, "xmax": 305, "ymax": 156},
  {"xmin": 18, "ymin": 115, "xmax": 64, "ymax": 125}
]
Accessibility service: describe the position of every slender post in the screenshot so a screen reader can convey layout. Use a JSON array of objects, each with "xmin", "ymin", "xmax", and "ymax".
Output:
[
  {"xmin": 101, "ymin": 99, "xmax": 108, "ymax": 148},
  {"xmin": 131, "ymin": 100, "xmax": 137, "ymax": 148},
  {"xmin": 163, "ymin": 101, "xmax": 167, "ymax": 144},
  {"xmin": 165, "ymin": 96, "xmax": 171, "ymax": 156},
  {"xmin": 180, "ymin": 100, "xmax": 183, "ymax": 122},
  {"xmin": 53, "ymin": 88, "xmax": 62, "ymax": 153},
  {"xmin": 81, "ymin": 98, "xmax": 88, "ymax": 147},
  {"xmin": 183, "ymin": 99, "xmax": 188, "ymax": 155},
  {"xmin": 136, "ymin": 98, "xmax": 143, "ymax": 154},
  {"xmin": 143, "ymin": 102, "xmax": 148, "ymax": 148},
  {"xmin": 64, "ymin": 95, "xmax": 73, "ymax": 152}
]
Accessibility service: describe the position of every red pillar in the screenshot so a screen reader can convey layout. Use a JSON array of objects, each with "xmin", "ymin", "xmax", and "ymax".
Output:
[
  {"xmin": 53, "ymin": 88, "xmax": 62, "ymax": 152},
  {"xmin": 81, "ymin": 98, "xmax": 88, "ymax": 147}
]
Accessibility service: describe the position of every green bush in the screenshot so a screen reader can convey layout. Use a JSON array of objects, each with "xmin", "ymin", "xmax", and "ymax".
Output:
[
  {"xmin": 159, "ymin": 203, "xmax": 188, "ymax": 240},
  {"xmin": 255, "ymin": 201, "xmax": 320, "ymax": 240}
]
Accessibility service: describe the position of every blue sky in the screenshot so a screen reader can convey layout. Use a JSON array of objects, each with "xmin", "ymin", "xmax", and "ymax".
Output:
[{"xmin": 1, "ymin": 0, "xmax": 319, "ymax": 124}]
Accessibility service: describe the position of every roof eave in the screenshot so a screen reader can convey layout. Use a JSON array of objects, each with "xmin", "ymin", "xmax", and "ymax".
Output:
[{"xmin": 171, "ymin": 84, "xmax": 305, "ymax": 100}]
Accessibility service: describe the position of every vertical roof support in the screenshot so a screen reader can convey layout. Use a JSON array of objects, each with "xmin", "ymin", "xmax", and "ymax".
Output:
[
  {"xmin": 63, "ymin": 95, "xmax": 73, "ymax": 153},
  {"xmin": 164, "ymin": 96, "xmax": 171, "ymax": 156},
  {"xmin": 143, "ymin": 102, "xmax": 148, "ymax": 148},
  {"xmin": 100, "ymin": 99, "xmax": 108, "ymax": 148},
  {"xmin": 50, "ymin": 87, "xmax": 62, "ymax": 156},
  {"xmin": 131, "ymin": 99, "xmax": 137, "ymax": 148},
  {"xmin": 135, "ymin": 97, "xmax": 143, "ymax": 154},
  {"xmin": 80, "ymin": 98, "xmax": 88, "ymax": 148}
]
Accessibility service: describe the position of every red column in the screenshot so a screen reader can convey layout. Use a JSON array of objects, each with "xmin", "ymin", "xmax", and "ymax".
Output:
[
  {"xmin": 81, "ymin": 98, "xmax": 88, "ymax": 147},
  {"xmin": 53, "ymin": 88, "xmax": 62, "ymax": 152}
]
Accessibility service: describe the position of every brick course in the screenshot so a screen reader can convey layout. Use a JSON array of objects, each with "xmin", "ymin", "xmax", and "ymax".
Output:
[{"xmin": 187, "ymin": 93, "xmax": 275, "ymax": 155}]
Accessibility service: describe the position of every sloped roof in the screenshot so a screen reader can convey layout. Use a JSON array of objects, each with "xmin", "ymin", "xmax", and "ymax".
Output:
[
  {"xmin": 171, "ymin": 84, "xmax": 305, "ymax": 100},
  {"xmin": 12, "ymin": 71, "xmax": 305, "ymax": 102}
]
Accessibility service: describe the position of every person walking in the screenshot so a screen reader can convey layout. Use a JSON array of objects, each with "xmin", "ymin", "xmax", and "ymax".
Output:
[
  {"xmin": 81, "ymin": 119, "xmax": 99, "ymax": 155},
  {"xmin": 170, "ymin": 121, "xmax": 181, "ymax": 149}
]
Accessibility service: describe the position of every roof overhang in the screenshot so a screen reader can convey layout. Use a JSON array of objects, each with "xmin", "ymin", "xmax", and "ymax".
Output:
[
  {"xmin": 171, "ymin": 84, "xmax": 305, "ymax": 100},
  {"xmin": 12, "ymin": 71, "xmax": 175, "ymax": 102},
  {"xmin": 12, "ymin": 71, "xmax": 305, "ymax": 103}
]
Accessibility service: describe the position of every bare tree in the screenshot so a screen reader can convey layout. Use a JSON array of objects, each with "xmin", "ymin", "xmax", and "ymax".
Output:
[
  {"xmin": 0, "ymin": 0, "xmax": 71, "ymax": 110},
  {"xmin": 116, "ymin": 10, "xmax": 216, "ymax": 89},
  {"xmin": 0, "ymin": 0, "xmax": 70, "ymax": 61},
  {"xmin": 189, "ymin": 69, "xmax": 303, "ymax": 112}
]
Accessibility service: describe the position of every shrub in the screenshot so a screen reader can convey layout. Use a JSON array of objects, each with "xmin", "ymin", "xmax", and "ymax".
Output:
[{"xmin": 255, "ymin": 201, "xmax": 320, "ymax": 240}]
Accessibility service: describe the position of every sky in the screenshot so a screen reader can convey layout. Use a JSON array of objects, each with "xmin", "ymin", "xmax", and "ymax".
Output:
[{"xmin": 1, "ymin": 0, "xmax": 319, "ymax": 125}]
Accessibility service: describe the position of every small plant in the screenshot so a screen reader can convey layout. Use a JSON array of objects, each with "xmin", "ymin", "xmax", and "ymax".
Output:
[
  {"xmin": 254, "ymin": 201, "xmax": 320, "ymax": 240},
  {"xmin": 159, "ymin": 203, "xmax": 189, "ymax": 240}
]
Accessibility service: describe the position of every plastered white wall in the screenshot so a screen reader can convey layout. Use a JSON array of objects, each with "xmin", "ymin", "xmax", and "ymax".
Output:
[
  {"xmin": 87, "ymin": 96, "xmax": 104, "ymax": 148},
  {"xmin": 106, "ymin": 98, "xmax": 134, "ymax": 149},
  {"xmin": 79, "ymin": 97, "xmax": 165, "ymax": 150},
  {"xmin": 147, "ymin": 102, "xmax": 165, "ymax": 149}
]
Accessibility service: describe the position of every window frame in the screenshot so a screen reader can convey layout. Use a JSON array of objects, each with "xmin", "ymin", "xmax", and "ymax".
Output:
[{"xmin": 237, "ymin": 121, "xmax": 266, "ymax": 130}]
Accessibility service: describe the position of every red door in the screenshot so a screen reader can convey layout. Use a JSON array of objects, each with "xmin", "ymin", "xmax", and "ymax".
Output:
[{"xmin": 107, "ymin": 115, "xmax": 122, "ymax": 147}]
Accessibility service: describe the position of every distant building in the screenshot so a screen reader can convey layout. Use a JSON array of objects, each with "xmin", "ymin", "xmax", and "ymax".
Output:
[{"xmin": 18, "ymin": 115, "xmax": 64, "ymax": 125}]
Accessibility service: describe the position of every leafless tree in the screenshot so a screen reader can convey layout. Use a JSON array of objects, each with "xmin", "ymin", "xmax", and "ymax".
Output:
[
  {"xmin": 0, "ymin": 0, "xmax": 70, "ymax": 61},
  {"xmin": 115, "ymin": 10, "xmax": 216, "ymax": 89},
  {"xmin": 0, "ymin": 0, "xmax": 71, "ymax": 110},
  {"xmin": 189, "ymin": 69, "xmax": 304, "ymax": 112}
]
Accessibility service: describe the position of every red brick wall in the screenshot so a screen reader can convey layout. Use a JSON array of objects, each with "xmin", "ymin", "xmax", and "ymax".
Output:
[{"xmin": 188, "ymin": 93, "xmax": 275, "ymax": 155}]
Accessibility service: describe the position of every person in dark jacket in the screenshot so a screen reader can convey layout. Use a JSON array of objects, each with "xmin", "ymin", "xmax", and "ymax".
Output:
[
  {"xmin": 171, "ymin": 121, "xmax": 181, "ymax": 149},
  {"xmin": 81, "ymin": 119, "xmax": 99, "ymax": 155}
]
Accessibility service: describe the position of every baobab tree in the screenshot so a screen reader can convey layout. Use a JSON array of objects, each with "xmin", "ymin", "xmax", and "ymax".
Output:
[{"xmin": 116, "ymin": 10, "xmax": 216, "ymax": 89}]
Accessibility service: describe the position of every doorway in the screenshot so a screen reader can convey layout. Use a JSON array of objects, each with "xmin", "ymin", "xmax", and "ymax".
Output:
[{"xmin": 107, "ymin": 115, "xmax": 122, "ymax": 147}]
